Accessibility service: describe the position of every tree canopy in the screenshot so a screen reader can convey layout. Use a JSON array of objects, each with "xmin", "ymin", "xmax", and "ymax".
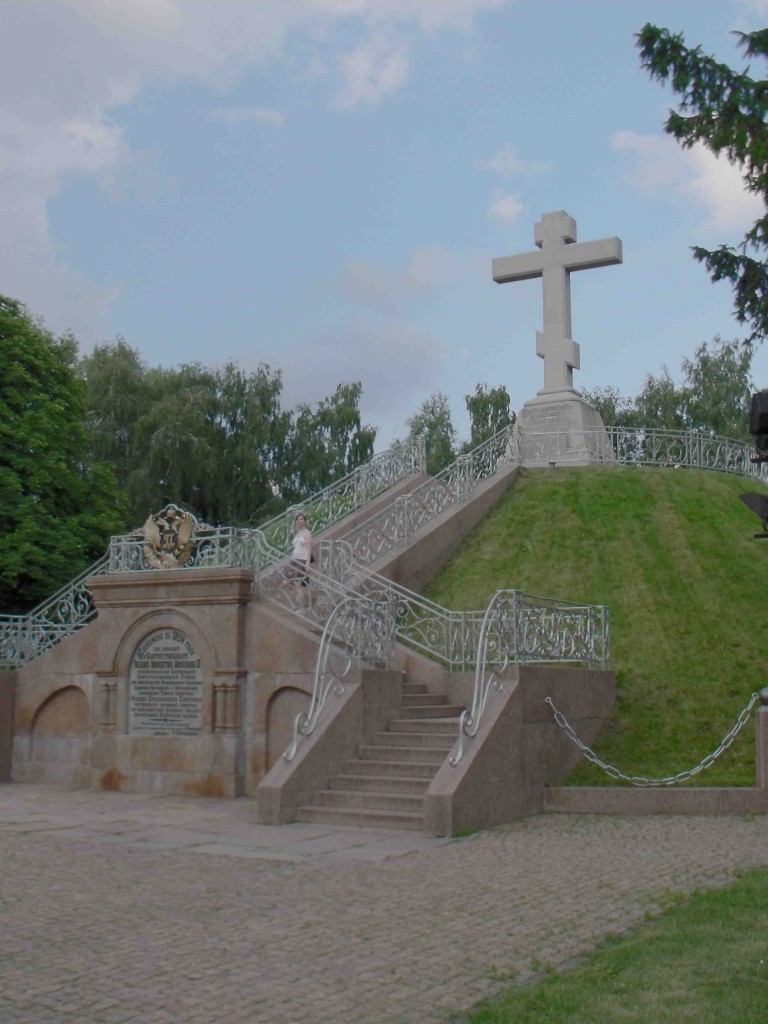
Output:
[
  {"xmin": 583, "ymin": 335, "xmax": 753, "ymax": 438},
  {"xmin": 464, "ymin": 383, "xmax": 514, "ymax": 450},
  {"xmin": 80, "ymin": 340, "xmax": 377, "ymax": 527},
  {"xmin": 637, "ymin": 24, "xmax": 768, "ymax": 344},
  {"xmin": 0, "ymin": 296, "xmax": 126, "ymax": 612},
  {"xmin": 406, "ymin": 392, "xmax": 457, "ymax": 476}
]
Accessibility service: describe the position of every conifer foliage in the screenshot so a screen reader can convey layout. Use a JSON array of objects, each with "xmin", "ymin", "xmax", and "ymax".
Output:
[{"xmin": 638, "ymin": 24, "xmax": 768, "ymax": 344}]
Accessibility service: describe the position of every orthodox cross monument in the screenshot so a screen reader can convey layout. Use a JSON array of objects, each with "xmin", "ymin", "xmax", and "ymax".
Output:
[{"xmin": 493, "ymin": 210, "xmax": 622, "ymax": 464}]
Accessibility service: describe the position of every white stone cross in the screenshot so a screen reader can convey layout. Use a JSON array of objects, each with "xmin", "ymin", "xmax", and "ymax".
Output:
[{"xmin": 492, "ymin": 211, "xmax": 622, "ymax": 395}]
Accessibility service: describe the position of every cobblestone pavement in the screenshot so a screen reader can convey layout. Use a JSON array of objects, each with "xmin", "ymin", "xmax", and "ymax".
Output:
[{"xmin": 2, "ymin": 783, "xmax": 768, "ymax": 1024}]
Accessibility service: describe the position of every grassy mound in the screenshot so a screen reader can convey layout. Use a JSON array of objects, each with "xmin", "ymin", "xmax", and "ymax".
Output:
[{"xmin": 424, "ymin": 466, "xmax": 768, "ymax": 786}]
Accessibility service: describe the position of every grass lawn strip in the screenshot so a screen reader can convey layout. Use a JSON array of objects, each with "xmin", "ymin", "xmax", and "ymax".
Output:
[{"xmin": 453, "ymin": 867, "xmax": 768, "ymax": 1024}]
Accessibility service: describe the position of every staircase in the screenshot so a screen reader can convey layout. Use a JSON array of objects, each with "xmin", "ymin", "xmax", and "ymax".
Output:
[{"xmin": 296, "ymin": 680, "xmax": 464, "ymax": 830}]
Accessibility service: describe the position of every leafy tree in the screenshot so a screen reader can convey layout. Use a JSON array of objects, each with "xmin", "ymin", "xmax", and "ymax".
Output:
[
  {"xmin": 581, "ymin": 385, "xmax": 640, "ymax": 428},
  {"xmin": 126, "ymin": 362, "xmax": 221, "ymax": 523},
  {"xmin": 637, "ymin": 24, "xmax": 768, "ymax": 344},
  {"xmin": 0, "ymin": 296, "xmax": 125, "ymax": 612},
  {"xmin": 285, "ymin": 382, "xmax": 376, "ymax": 500},
  {"xmin": 681, "ymin": 335, "xmax": 752, "ymax": 439},
  {"xmin": 80, "ymin": 338, "xmax": 150, "ymax": 502},
  {"xmin": 583, "ymin": 335, "xmax": 753, "ymax": 436},
  {"xmin": 464, "ymin": 383, "xmax": 514, "ymax": 449},
  {"xmin": 84, "ymin": 353, "xmax": 293, "ymax": 527},
  {"xmin": 633, "ymin": 367, "xmax": 688, "ymax": 431},
  {"xmin": 406, "ymin": 392, "xmax": 457, "ymax": 475},
  {"xmin": 209, "ymin": 362, "xmax": 291, "ymax": 524}
]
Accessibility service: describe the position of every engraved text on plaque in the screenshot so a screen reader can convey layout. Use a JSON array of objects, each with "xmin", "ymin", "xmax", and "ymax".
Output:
[{"xmin": 129, "ymin": 629, "xmax": 203, "ymax": 737}]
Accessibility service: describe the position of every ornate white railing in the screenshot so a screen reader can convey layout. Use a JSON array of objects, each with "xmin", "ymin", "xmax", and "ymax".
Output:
[
  {"xmin": 257, "ymin": 436, "xmax": 425, "ymax": 555},
  {"xmin": 449, "ymin": 590, "xmax": 511, "ymax": 766},
  {"xmin": 5, "ymin": 425, "xmax": 759, "ymax": 669},
  {"xmin": 512, "ymin": 425, "xmax": 768, "ymax": 480},
  {"xmin": 340, "ymin": 424, "xmax": 515, "ymax": 568},
  {"xmin": 447, "ymin": 587, "xmax": 609, "ymax": 764},
  {"xmin": 316, "ymin": 538, "xmax": 608, "ymax": 671},
  {"xmin": 282, "ymin": 592, "xmax": 397, "ymax": 762},
  {"xmin": 0, "ymin": 556, "xmax": 109, "ymax": 667},
  {"xmin": 0, "ymin": 438, "xmax": 425, "ymax": 667}
]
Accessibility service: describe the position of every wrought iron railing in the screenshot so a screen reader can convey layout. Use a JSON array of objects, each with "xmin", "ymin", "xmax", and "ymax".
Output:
[
  {"xmin": 447, "ymin": 587, "xmax": 609, "ymax": 764},
  {"xmin": 256, "ymin": 436, "xmax": 425, "ymax": 555},
  {"xmin": 282, "ymin": 592, "xmax": 398, "ymax": 762},
  {"xmin": 0, "ymin": 555, "xmax": 109, "ymax": 668},
  {"xmin": 316, "ymin": 538, "xmax": 608, "ymax": 671},
  {"xmin": 339, "ymin": 424, "xmax": 516, "ymax": 568},
  {"xmin": 449, "ymin": 590, "xmax": 511, "ymax": 766},
  {"xmin": 512, "ymin": 425, "xmax": 768, "ymax": 480},
  {"xmin": 5, "ymin": 425, "xmax": 758, "ymax": 669},
  {"xmin": 0, "ymin": 438, "xmax": 425, "ymax": 667}
]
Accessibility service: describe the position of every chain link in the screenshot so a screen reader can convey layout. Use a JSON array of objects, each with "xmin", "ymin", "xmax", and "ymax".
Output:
[{"xmin": 545, "ymin": 693, "xmax": 760, "ymax": 787}]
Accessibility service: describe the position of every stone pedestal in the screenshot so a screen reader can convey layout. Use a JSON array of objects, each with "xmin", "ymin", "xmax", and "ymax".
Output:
[{"xmin": 515, "ymin": 392, "xmax": 614, "ymax": 467}]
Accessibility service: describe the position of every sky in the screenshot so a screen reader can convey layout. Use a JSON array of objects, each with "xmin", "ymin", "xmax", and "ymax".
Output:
[{"xmin": 2, "ymin": 0, "xmax": 768, "ymax": 449}]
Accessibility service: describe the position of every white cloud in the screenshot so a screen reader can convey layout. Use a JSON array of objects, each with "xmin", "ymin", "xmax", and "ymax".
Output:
[
  {"xmin": 0, "ymin": 0, "xmax": 513, "ymax": 342},
  {"xmin": 735, "ymin": 0, "xmax": 768, "ymax": 18},
  {"xmin": 334, "ymin": 34, "xmax": 410, "ymax": 109},
  {"xmin": 311, "ymin": 0, "xmax": 509, "ymax": 30},
  {"xmin": 488, "ymin": 193, "xmax": 524, "ymax": 225},
  {"xmin": 611, "ymin": 130, "xmax": 764, "ymax": 235},
  {"xmin": 207, "ymin": 106, "xmax": 285, "ymax": 128},
  {"xmin": 476, "ymin": 143, "xmax": 550, "ymax": 178},
  {"xmin": 234, "ymin": 318, "xmax": 444, "ymax": 442},
  {"xmin": 343, "ymin": 246, "xmax": 476, "ymax": 312}
]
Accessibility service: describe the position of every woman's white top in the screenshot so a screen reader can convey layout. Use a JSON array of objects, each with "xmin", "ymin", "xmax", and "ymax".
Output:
[{"xmin": 292, "ymin": 528, "xmax": 312, "ymax": 564}]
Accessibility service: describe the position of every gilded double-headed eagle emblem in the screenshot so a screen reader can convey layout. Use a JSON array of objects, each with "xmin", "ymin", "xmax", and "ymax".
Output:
[{"xmin": 136, "ymin": 504, "xmax": 211, "ymax": 569}]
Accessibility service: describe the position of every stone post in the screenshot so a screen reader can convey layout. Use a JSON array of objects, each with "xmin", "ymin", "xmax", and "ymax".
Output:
[{"xmin": 755, "ymin": 706, "xmax": 768, "ymax": 789}]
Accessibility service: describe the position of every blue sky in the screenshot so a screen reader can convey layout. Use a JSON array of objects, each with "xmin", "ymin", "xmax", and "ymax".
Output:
[{"xmin": 2, "ymin": 0, "xmax": 767, "ymax": 447}]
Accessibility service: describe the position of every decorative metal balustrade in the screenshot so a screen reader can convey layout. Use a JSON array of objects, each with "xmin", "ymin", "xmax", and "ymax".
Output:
[
  {"xmin": 0, "ymin": 438, "xmax": 425, "ymax": 667},
  {"xmin": 339, "ymin": 423, "xmax": 516, "ymax": 568},
  {"xmin": 4, "ymin": 424, "xmax": 761, "ymax": 669},
  {"xmin": 0, "ymin": 556, "xmax": 109, "ymax": 667},
  {"xmin": 256, "ymin": 436, "xmax": 425, "ymax": 555},
  {"xmin": 282, "ymin": 593, "xmax": 397, "ymax": 762},
  {"xmin": 512, "ymin": 425, "xmax": 768, "ymax": 480},
  {"xmin": 315, "ymin": 538, "xmax": 608, "ymax": 671},
  {"xmin": 446, "ymin": 587, "xmax": 609, "ymax": 765}
]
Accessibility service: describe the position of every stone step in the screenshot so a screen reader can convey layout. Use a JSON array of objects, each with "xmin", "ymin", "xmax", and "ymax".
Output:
[
  {"xmin": 401, "ymin": 693, "xmax": 449, "ymax": 707},
  {"xmin": 327, "ymin": 773, "xmax": 430, "ymax": 794},
  {"xmin": 295, "ymin": 805, "xmax": 424, "ymax": 831},
  {"xmin": 313, "ymin": 789, "xmax": 424, "ymax": 812},
  {"xmin": 399, "ymin": 704, "xmax": 465, "ymax": 720},
  {"xmin": 387, "ymin": 718, "xmax": 460, "ymax": 734},
  {"xmin": 342, "ymin": 759, "xmax": 438, "ymax": 779},
  {"xmin": 401, "ymin": 682, "xmax": 429, "ymax": 695},
  {"xmin": 369, "ymin": 731, "xmax": 454, "ymax": 749},
  {"xmin": 358, "ymin": 744, "xmax": 449, "ymax": 765}
]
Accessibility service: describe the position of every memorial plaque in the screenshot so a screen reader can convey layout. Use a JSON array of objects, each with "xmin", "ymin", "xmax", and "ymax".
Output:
[{"xmin": 129, "ymin": 629, "xmax": 203, "ymax": 737}]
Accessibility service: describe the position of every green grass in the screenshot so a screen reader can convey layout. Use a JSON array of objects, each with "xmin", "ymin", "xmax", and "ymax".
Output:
[
  {"xmin": 424, "ymin": 466, "xmax": 768, "ymax": 785},
  {"xmin": 450, "ymin": 868, "xmax": 768, "ymax": 1024}
]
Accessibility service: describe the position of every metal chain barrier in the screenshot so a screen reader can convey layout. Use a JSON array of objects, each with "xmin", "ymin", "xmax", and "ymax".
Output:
[{"xmin": 545, "ymin": 692, "xmax": 763, "ymax": 787}]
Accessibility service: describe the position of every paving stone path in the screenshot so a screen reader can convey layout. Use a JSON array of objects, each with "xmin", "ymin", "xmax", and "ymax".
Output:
[{"xmin": 2, "ymin": 783, "xmax": 768, "ymax": 1024}]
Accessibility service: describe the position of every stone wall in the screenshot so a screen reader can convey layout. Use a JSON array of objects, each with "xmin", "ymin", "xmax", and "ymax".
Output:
[{"xmin": 0, "ymin": 672, "xmax": 15, "ymax": 782}]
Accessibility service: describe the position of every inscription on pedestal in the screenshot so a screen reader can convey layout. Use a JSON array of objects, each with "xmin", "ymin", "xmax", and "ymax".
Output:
[{"xmin": 129, "ymin": 629, "xmax": 203, "ymax": 737}]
